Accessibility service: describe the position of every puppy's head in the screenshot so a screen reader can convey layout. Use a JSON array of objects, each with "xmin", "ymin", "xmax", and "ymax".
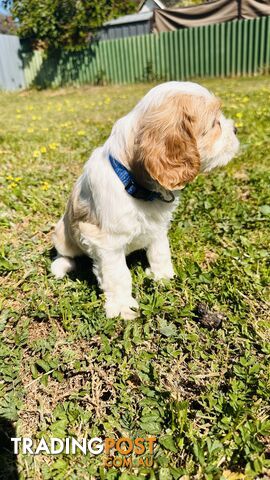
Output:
[{"xmin": 132, "ymin": 90, "xmax": 239, "ymax": 191}]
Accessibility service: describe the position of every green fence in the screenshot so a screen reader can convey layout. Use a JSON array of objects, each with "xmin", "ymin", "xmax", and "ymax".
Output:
[{"xmin": 22, "ymin": 16, "xmax": 270, "ymax": 88}]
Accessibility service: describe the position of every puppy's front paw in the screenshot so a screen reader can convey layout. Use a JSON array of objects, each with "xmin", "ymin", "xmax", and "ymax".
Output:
[
  {"xmin": 120, "ymin": 306, "xmax": 139, "ymax": 320},
  {"xmin": 145, "ymin": 266, "xmax": 175, "ymax": 281},
  {"xmin": 105, "ymin": 297, "xmax": 139, "ymax": 320}
]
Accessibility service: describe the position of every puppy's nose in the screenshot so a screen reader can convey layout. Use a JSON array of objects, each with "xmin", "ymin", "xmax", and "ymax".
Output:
[{"xmin": 234, "ymin": 126, "xmax": 238, "ymax": 135}]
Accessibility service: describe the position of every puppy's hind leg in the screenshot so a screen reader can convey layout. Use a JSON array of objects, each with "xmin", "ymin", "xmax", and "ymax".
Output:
[
  {"xmin": 51, "ymin": 255, "xmax": 76, "ymax": 279},
  {"xmin": 51, "ymin": 216, "xmax": 81, "ymax": 279}
]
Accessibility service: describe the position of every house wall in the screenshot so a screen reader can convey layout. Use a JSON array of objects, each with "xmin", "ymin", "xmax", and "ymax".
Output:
[
  {"xmin": 140, "ymin": 0, "xmax": 160, "ymax": 13},
  {"xmin": 98, "ymin": 20, "xmax": 152, "ymax": 40}
]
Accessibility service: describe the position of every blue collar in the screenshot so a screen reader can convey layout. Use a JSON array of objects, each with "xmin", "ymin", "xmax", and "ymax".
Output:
[{"xmin": 109, "ymin": 154, "xmax": 175, "ymax": 203}]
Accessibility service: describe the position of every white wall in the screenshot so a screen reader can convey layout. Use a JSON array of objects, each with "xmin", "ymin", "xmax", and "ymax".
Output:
[{"xmin": 140, "ymin": 0, "xmax": 163, "ymax": 13}]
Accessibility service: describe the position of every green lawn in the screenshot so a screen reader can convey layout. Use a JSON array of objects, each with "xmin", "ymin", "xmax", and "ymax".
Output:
[{"xmin": 0, "ymin": 77, "xmax": 269, "ymax": 480}]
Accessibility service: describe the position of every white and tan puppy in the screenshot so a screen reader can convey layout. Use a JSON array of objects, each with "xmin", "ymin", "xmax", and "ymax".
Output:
[{"xmin": 51, "ymin": 82, "xmax": 239, "ymax": 319}]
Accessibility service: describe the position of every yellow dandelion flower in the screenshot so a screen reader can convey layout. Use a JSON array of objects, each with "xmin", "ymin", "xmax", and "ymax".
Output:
[
  {"xmin": 16, "ymin": 114, "xmax": 22, "ymax": 119},
  {"xmin": 242, "ymin": 96, "xmax": 249, "ymax": 103},
  {"xmin": 15, "ymin": 177, "xmax": 22, "ymax": 182},
  {"xmin": 33, "ymin": 150, "xmax": 40, "ymax": 158},
  {"xmin": 6, "ymin": 175, "xmax": 14, "ymax": 181},
  {"xmin": 235, "ymin": 122, "xmax": 243, "ymax": 128},
  {"xmin": 77, "ymin": 130, "xmax": 86, "ymax": 136},
  {"xmin": 7, "ymin": 182, "xmax": 17, "ymax": 189},
  {"xmin": 27, "ymin": 128, "xmax": 34, "ymax": 133},
  {"xmin": 236, "ymin": 112, "xmax": 243, "ymax": 119},
  {"xmin": 49, "ymin": 143, "xmax": 58, "ymax": 150},
  {"xmin": 32, "ymin": 115, "xmax": 37, "ymax": 120},
  {"xmin": 41, "ymin": 182, "xmax": 49, "ymax": 191},
  {"xmin": 40, "ymin": 146, "xmax": 47, "ymax": 154}
]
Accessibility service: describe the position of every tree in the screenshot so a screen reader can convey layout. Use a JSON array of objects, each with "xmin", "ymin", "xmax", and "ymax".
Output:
[
  {"xmin": 0, "ymin": 13, "xmax": 17, "ymax": 34},
  {"xmin": 1, "ymin": 0, "xmax": 137, "ymax": 50}
]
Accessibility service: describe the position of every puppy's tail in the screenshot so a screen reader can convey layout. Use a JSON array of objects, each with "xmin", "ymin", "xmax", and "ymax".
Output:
[{"xmin": 51, "ymin": 255, "xmax": 76, "ymax": 279}]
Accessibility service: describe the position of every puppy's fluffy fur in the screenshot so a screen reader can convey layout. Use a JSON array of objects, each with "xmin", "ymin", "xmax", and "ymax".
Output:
[{"xmin": 51, "ymin": 81, "xmax": 239, "ymax": 319}]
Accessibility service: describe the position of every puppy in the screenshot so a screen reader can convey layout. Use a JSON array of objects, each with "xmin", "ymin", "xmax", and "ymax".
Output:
[{"xmin": 51, "ymin": 81, "xmax": 239, "ymax": 319}]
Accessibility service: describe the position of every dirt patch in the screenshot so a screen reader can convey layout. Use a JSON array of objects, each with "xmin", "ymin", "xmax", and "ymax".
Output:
[
  {"xmin": 27, "ymin": 320, "xmax": 52, "ymax": 343},
  {"xmin": 233, "ymin": 170, "xmax": 249, "ymax": 181},
  {"xmin": 201, "ymin": 249, "xmax": 218, "ymax": 268},
  {"xmin": 236, "ymin": 187, "xmax": 250, "ymax": 201}
]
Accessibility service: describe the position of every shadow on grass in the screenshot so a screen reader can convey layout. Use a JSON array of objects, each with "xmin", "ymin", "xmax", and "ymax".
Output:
[
  {"xmin": 0, "ymin": 417, "xmax": 19, "ymax": 480},
  {"xmin": 49, "ymin": 247, "xmax": 149, "ymax": 288},
  {"xmin": 126, "ymin": 249, "xmax": 149, "ymax": 270}
]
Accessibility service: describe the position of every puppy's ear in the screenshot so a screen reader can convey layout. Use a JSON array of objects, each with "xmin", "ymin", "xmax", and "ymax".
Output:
[{"xmin": 133, "ymin": 95, "xmax": 200, "ymax": 190}]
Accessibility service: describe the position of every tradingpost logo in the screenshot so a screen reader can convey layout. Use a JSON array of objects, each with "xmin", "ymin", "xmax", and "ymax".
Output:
[{"xmin": 11, "ymin": 436, "xmax": 157, "ymax": 468}]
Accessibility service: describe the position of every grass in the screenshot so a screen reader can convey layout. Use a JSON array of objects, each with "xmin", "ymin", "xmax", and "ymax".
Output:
[{"xmin": 0, "ymin": 76, "xmax": 269, "ymax": 480}]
